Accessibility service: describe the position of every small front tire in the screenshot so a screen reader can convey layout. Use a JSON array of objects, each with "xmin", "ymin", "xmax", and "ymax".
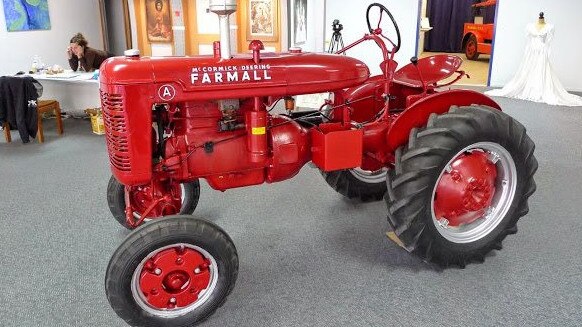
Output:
[
  {"xmin": 464, "ymin": 34, "xmax": 480, "ymax": 61},
  {"xmin": 107, "ymin": 176, "xmax": 201, "ymax": 229},
  {"xmin": 105, "ymin": 216, "xmax": 239, "ymax": 327}
]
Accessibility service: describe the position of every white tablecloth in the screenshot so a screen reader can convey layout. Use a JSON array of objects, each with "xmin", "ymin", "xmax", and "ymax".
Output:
[{"xmin": 30, "ymin": 72, "xmax": 101, "ymax": 116}]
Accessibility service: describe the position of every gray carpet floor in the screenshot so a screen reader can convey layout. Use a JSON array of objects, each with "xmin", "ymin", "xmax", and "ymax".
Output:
[{"xmin": 0, "ymin": 97, "xmax": 581, "ymax": 327}]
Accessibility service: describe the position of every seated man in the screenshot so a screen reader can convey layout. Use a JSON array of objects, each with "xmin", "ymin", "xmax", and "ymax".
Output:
[{"xmin": 67, "ymin": 33, "xmax": 112, "ymax": 72}]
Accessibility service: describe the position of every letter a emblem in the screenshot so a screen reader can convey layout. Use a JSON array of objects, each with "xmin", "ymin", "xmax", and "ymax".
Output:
[{"xmin": 158, "ymin": 84, "xmax": 176, "ymax": 101}]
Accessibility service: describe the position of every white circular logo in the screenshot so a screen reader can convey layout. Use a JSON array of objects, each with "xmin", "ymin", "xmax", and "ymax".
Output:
[{"xmin": 158, "ymin": 84, "xmax": 176, "ymax": 101}]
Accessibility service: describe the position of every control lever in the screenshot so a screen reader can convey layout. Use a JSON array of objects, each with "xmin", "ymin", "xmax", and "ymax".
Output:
[
  {"xmin": 410, "ymin": 56, "xmax": 427, "ymax": 93},
  {"xmin": 410, "ymin": 56, "xmax": 419, "ymax": 66}
]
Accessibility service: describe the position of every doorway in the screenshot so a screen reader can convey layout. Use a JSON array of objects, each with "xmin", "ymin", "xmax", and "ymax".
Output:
[
  {"xmin": 418, "ymin": 0, "xmax": 497, "ymax": 86},
  {"xmin": 101, "ymin": 0, "xmax": 133, "ymax": 55}
]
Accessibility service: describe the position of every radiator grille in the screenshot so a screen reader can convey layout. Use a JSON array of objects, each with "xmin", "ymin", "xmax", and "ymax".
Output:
[{"xmin": 101, "ymin": 91, "xmax": 131, "ymax": 171}]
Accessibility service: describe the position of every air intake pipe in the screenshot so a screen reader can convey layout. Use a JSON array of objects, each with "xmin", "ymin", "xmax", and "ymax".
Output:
[{"xmin": 208, "ymin": 0, "xmax": 237, "ymax": 59}]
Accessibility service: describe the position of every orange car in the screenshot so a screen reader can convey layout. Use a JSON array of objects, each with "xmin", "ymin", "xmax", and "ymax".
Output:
[{"xmin": 462, "ymin": 0, "xmax": 496, "ymax": 60}]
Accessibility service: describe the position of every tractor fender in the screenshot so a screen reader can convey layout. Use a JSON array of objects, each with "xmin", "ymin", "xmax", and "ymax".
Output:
[{"xmin": 386, "ymin": 89, "xmax": 501, "ymax": 151}]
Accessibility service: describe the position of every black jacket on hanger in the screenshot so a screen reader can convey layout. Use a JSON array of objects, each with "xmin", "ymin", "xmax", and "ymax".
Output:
[{"xmin": 0, "ymin": 76, "xmax": 40, "ymax": 143}]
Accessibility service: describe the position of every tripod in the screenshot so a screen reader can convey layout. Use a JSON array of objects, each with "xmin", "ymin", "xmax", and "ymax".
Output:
[{"xmin": 328, "ymin": 30, "xmax": 345, "ymax": 54}]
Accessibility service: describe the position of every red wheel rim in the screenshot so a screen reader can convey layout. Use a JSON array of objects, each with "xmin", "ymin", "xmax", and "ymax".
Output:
[
  {"xmin": 433, "ymin": 150, "xmax": 497, "ymax": 227},
  {"xmin": 128, "ymin": 181, "xmax": 183, "ymax": 218},
  {"xmin": 431, "ymin": 142, "xmax": 517, "ymax": 243},
  {"xmin": 132, "ymin": 244, "xmax": 218, "ymax": 317},
  {"xmin": 466, "ymin": 41, "xmax": 477, "ymax": 58}
]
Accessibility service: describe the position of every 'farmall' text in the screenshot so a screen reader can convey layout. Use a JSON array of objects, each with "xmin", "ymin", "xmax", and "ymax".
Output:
[{"xmin": 191, "ymin": 65, "xmax": 272, "ymax": 84}]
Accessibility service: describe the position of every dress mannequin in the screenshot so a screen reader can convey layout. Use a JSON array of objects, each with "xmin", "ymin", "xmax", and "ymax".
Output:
[
  {"xmin": 486, "ymin": 12, "xmax": 582, "ymax": 106},
  {"xmin": 536, "ymin": 12, "xmax": 545, "ymax": 31}
]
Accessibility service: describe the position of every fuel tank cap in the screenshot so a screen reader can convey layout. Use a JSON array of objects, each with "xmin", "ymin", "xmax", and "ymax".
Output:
[
  {"xmin": 124, "ymin": 49, "xmax": 140, "ymax": 58},
  {"xmin": 289, "ymin": 47, "xmax": 302, "ymax": 54}
]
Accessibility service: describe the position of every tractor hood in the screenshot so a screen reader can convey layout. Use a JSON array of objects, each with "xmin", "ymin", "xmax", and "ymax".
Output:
[{"xmin": 100, "ymin": 52, "xmax": 370, "ymax": 101}]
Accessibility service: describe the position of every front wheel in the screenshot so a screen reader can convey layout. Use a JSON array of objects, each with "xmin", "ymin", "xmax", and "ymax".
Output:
[
  {"xmin": 386, "ymin": 106, "xmax": 537, "ymax": 267},
  {"xmin": 321, "ymin": 168, "xmax": 387, "ymax": 202},
  {"xmin": 105, "ymin": 216, "xmax": 239, "ymax": 327},
  {"xmin": 465, "ymin": 34, "xmax": 480, "ymax": 60},
  {"xmin": 107, "ymin": 175, "xmax": 201, "ymax": 229}
]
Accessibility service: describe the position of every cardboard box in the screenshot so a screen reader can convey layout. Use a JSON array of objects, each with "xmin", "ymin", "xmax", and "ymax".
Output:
[{"xmin": 85, "ymin": 108, "xmax": 105, "ymax": 135}]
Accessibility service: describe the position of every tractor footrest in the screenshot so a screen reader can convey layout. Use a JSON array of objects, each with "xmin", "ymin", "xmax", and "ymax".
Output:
[{"xmin": 311, "ymin": 123, "xmax": 363, "ymax": 171}]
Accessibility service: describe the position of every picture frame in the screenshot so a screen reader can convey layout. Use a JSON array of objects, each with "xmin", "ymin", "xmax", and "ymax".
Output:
[
  {"xmin": 247, "ymin": 0, "xmax": 279, "ymax": 42},
  {"xmin": 145, "ymin": 0, "xmax": 173, "ymax": 43},
  {"xmin": 289, "ymin": 0, "xmax": 307, "ymax": 47}
]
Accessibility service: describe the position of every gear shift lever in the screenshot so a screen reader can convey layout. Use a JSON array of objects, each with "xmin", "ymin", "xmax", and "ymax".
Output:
[{"xmin": 410, "ymin": 56, "xmax": 427, "ymax": 93}]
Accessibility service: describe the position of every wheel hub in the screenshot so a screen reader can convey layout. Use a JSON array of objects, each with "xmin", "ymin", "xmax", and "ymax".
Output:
[
  {"xmin": 467, "ymin": 43, "xmax": 476, "ymax": 57},
  {"xmin": 163, "ymin": 271, "xmax": 190, "ymax": 293},
  {"xmin": 434, "ymin": 151, "xmax": 497, "ymax": 227},
  {"xmin": 137, "ymin": 245, "xmax": 213, "ymax": 311},
  {"xmin": 430, "ymin": 142, "xmax": 517, "ymax": 244}
]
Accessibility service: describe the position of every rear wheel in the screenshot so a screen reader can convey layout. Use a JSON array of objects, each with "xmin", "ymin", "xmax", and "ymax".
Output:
[
  {"xmin": 386, "ymin": 106, "xmax": 537, "ymax": 267},
  {"xmin": 322, "ymin": 168, "xmax": 387, "ymax": 202},
  {"xmin": 465, "ymin": 34, "xmax": 480, "ymax": 60},
  {"xmin": 105, "ymin": 216, "xmax": 238, "ymax": 327},
  {"xmin": 107, "ymin": 175, "xmax": 200, "ymax": 229}
]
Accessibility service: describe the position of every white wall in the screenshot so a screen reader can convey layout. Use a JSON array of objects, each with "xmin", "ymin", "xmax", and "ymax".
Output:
[
  {"xmin": 326, "ymin": 0, "xmax": 420, "ymax": 75},
  {"xmin": 491, "ymin": 0, "xmax": 582, "ymax": 91},
  {"xmin": 0, "ymin": 0, "xmax": 103, "ymax": 76},
  {"xmin": 303, "ymin": 0, "xmax": 326, "ymax": 52}
]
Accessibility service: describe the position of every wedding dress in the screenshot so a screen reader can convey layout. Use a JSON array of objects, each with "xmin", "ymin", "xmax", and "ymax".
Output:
[{"xmin": 486, "ymin": 23, "xmax": 582, "ymax": 106}]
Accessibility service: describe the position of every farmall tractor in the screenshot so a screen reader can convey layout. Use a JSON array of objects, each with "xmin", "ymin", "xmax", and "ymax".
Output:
[
  {"xmin": 101, "ymin": 2, "xmax": 537, "ymax": 326},
  {"xmin": 462, "ymin": 0, "xmax": 497, "ymax": 60}
]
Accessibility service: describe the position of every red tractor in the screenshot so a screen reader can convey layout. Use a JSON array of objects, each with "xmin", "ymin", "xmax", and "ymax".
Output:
[
  {"xmin": 102, "ymin": 2, "xmax": 536, "ymax": 326},
  {"xmin": 463, "ymin": 0, "xmax": 496, "ymax": 60}
]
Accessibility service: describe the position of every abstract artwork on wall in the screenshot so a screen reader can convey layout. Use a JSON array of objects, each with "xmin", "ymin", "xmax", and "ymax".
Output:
[{"xmin": 3, "ymin": 0, "xmax": 51, "ymax": 32}]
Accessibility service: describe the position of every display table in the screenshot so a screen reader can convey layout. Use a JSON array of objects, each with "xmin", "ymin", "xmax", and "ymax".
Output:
[{"xmin": 30, "ymin": 72, "xmax": 100, "ymax": 116}]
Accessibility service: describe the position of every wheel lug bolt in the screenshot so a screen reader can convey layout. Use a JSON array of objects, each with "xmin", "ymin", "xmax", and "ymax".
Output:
[
  {"xmin": 154, "ymin": 268, "xmax": 162, "ymax": 275},
  {"xmin": 439, "ymin": 218, "xmax": 450, "ymax": 228},
  {"xmin": 170, "ymin": 297, "xmax": 176, "ymax": 304},
  {"xmin": 194, "ymin": 268, "xmax": 201, "ymax": 274},
  {"xmin": 176, "ymin": 257, "xmax": 184, "ymax": 265},
  {"xmin": 151, "ymin": 288, "xmax": 158, "ymax": 295}
]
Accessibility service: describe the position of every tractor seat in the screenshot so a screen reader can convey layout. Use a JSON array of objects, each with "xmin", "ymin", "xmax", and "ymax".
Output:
[{"xmin": 393, "ymin": 55, "xmax": 463, "ymax": 88}]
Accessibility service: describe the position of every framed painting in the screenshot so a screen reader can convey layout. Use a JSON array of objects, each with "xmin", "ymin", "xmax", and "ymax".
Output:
[
  {"xmin": 289, "ymin": 0, "xmax": 307, "ymax": 46},
  {"xmin": 3, "ymin": 0, "xmax": 51, "ymax": 32},
  {"xmin": 145, "ymin": 0, "xmax": 173, "ymax": 43},
  {"xmin": 247, "ymin": 0, "xmax": 279, "ymax": 42}
]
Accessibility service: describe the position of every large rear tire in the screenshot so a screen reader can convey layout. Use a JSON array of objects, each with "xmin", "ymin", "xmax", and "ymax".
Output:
[
  {"xmin": 322, "ymin": 168, "xmax": 387, "ymax": 202},
  {"xmin": 107, "ymin": 176, "xmax": 200, "ymax": 229},
  {"xmin": 105, "ymin": 216, "xmax": 238, "ymax": 327},
  {"xmin": 386, "ymin": 106, "xmax": 537, "ymax": 267}
]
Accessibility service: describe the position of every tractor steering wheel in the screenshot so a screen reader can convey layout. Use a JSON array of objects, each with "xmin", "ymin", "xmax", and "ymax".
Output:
[{"xmin": 366, "ymin": 3, "xmax": 401, "ymax": 53}]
